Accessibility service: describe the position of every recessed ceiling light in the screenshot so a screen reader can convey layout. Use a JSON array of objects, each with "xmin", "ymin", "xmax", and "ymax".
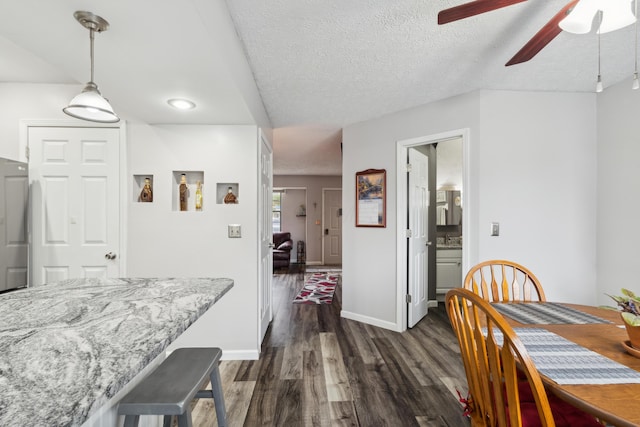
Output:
[{"xmin": 167, "ymin": 98, "xmax": 196, "ymax": 110}]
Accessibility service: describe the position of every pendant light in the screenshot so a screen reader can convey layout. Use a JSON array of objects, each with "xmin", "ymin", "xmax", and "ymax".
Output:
[
  {"xmin": 63, "ymin": 11, "xmax": 119, "ymax": 123},
  {"xmin": 633, "ymin": 0, "xmax": 640, "ymax": 89},
  {"xmin": 596, "ymin": 11, "xmax": 604, "ymax": 93}
]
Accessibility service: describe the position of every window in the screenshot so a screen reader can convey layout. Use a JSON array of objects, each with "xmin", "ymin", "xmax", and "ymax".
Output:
[{"xmin": 272, "ymin": 191, "xmax": 282, "ymax": 233}]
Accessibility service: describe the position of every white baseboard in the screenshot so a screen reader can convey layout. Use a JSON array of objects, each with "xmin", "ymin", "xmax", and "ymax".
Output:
[
  {"xmin": 220, "ymin": 349, "xmax": 260, "ymax": 361},
  {"xmin": 428, "ymin": 299, "xmax": 439, "ymax": 308},
  {"xmin": 340, "ymin": 310, "xmax": 402, "ymax": 332}
]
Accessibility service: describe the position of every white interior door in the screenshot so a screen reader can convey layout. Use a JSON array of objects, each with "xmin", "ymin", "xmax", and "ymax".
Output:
[
  {"xmin": 259, "ymin": 131, "xmax": 273, "ymax": 343},
  {"xmin": 29, "ymin": 126, "xmax": 121, "ymax": 286},
  {"xmin": 0, "ymin": 160, "xmax": 29, "ymax": 291},
  {"xmin": 408, "ymin": 147, "xmax": 430, "ymax": 327},
  {"xmin": 322, "ymin": 189, "xmax": 342, "ymax": 265}
]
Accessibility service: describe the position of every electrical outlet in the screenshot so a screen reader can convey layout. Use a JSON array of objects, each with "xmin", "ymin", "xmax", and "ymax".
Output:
[
  {"xmin": 490, "ymin": 222, "xmax": 499, "ymax": 236},
  {"xmin": 228, "ymin": 224, "xmax": 241, "ymax": 238}
]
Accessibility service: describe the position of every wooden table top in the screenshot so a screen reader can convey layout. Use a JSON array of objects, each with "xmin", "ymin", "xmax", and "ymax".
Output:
[{"xmin": 503, "ymin": 303, "xmax": 640, "ymax": 427}]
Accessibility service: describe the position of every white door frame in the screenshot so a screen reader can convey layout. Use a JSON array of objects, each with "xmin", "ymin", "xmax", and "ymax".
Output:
[
  {"xmin": 395, "ymin": 128, "xmax": 471, "ymax": 332},
  {"xmin": 258, "ymin": 129, "xmax": 274, "ymax": 346},
  {"xmin": 20, "ymin": 119, "xmax": 127, "ymax": 282}
]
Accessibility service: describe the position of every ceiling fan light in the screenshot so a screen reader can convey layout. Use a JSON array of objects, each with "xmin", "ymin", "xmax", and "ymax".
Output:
[
  {"xmin": 598, "ymin": 5, "xmax": 636, "ymax": 33},
  {"xmin": 560, "ymin": 0, "xmax": 636, "ymax": 34},
  {"xmin": 596, "ymin": 75, "xmax": 604, "ymax": 92},
  {"xmin": 559, "ymin": 0, "xmax": 597, "ymax": 34},
  {"xmin": 63, "ymin": 82, "xmax": 120, "ymax": 123}
]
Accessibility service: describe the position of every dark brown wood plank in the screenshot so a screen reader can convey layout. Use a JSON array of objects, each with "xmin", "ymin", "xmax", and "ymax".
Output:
[
  {"xmin": 302, "ymin": 350, "xmax": 330, "ymax": 426},
  {"xmin": 273, "ymin": 379, "xmax": 302, "ymax": 426},
  {"xmin": 190, "ymin": 270, "xmax": 469, "ymax": 426},
  {"xmin": 243, "ymin": 346, "xmax": 284, "ymax": 425}
]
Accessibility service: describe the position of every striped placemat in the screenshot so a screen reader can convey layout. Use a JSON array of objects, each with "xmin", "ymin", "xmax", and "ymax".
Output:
[
  {"xmin": 493, "ymin": 328, "xmax": 640, "ymax": 385},
  {"xmin": 492, "ymin": 302, "xmax": 611, "ymax": 325}
]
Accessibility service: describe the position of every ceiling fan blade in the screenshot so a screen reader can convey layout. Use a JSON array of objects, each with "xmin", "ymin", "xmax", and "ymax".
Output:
[
  {"xmin": 438, "ymin": 0, "xmax": 528, "ymax": 25},
  {"xmin": 505, "ymin": 0, "xmax": 579, "ymax": 66}
]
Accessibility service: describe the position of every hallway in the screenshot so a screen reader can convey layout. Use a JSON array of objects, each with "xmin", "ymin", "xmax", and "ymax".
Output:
[{"xmin": 192, "ymin": 270, "xmax": 469, "ymax": 426}]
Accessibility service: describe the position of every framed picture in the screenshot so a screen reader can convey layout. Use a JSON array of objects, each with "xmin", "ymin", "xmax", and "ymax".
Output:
[{"xmin": 356, "ymin": 168, "xmax": 386, "ymax": 227}]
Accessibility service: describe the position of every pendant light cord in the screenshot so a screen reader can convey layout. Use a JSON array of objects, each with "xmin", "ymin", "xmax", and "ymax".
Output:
[
  {"xmin": 598, "ymin": 11, "xmax": 602, "ymax": 77},
  {"xmin": 635, "ymin": 0, "xmax": 638, "ymax": 74},
  {"xmin": 89, "ymin": 28, "xmax": 95, "ymax": 83}
]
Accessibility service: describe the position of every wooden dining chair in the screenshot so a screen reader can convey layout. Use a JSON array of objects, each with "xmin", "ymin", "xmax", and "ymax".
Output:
[
  {"xmin": 445, "ymin": 288, "xmax": 602, "ymax": 427},
  {"xmin": 464, "ymin": 260, "xmax": 546, "ymax": 303}
]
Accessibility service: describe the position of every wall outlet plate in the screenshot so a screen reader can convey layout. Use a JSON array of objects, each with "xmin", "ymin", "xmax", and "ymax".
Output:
[{"xmin": 228, "ymin": 224, "xmax": 241, "ymax": 238}]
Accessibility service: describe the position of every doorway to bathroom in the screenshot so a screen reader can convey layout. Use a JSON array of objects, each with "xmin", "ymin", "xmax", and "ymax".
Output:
[{"xmin": 396, "ymin": 129, "xmax": 470, "ymax": 330}]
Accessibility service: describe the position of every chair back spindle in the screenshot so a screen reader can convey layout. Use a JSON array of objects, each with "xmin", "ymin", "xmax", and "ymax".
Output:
[{"xmin": 464, "ymin": 260, "xmax": 546, "ymax": 303}]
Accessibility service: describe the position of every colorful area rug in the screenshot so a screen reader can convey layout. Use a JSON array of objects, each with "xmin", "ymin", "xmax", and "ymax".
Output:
[{"xmin": 292, "ymin": 273, "xmax": 339, "ymax": 304}]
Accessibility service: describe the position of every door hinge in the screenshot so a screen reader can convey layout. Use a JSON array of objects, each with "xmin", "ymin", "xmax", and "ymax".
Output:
[
  {"xmin": 25, "ymin": 146, "xmax": 30, "ymax": 160},
  {"xmin": 406, "ymin": 229, "xmax": 412, "ymax": 238},
  {"xmin": 406, "ymin": 163, "xmax": 412, "ymax": 172},
  {"xmin": 406, "ymin": 294, "xmax": 412, "ymax": 303}
]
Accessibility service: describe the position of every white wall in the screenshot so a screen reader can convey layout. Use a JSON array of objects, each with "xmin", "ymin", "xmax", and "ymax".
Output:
[
  {"xmin": 596, "ymin": 79, "xmax": 640, "ymax": 306},
  {"xmin": 342, "ymin": 90, "xmax": 598, "ymax": 330},
  {"xmin": 127, "ymin": 124, "xmax": 260, "ymax": 358},
  {"xmin": 342, "ymin": 92, "xmax": 481, "ymax": 329},
  {"xmin": 477, "ymin": 91, "xmax": 597, "ymax": 304},
  {"xmin": 0, "ymin": 83, "xmax": 78, "ymax": 160},
  {"xmin": 192, "ymin": 0, "xmax": 271, "ymax": 133},
  {"xmin": 274, "ymin": 175, "xmax": 342, "ymax": 263}
]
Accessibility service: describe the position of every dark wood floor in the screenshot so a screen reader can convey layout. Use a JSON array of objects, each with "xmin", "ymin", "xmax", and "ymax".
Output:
[{"xmin": 191, "ymin": 269, "xmax": 470, "ymax": 427}]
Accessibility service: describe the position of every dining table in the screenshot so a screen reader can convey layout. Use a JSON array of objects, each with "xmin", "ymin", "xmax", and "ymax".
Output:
[{"xmin": 492, "ymin": 301, "xmax": 640, "ymax": 427}]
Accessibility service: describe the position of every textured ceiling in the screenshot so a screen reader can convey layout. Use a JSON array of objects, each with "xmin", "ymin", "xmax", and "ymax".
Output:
[
  {"xmin": 225, "ymin": 0, "xmax": 637, "ymax": 173},
  {"xmin": 1, "ymin": 1, "xmax": 637, "ymax": 175}
]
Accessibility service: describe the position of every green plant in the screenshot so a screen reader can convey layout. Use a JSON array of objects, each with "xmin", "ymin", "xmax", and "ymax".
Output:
[{"xmin": 606, "ymin": 288, "xmax": 640, "ymax": 326}]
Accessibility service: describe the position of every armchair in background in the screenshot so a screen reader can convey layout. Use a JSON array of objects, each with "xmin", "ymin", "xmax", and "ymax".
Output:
[{"xmin": 273, "ymin": 232, "xmax": 293, "ymax": 270}]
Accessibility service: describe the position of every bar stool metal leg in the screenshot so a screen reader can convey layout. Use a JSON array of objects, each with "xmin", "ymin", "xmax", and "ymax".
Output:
[{"xmin": 210, "ymin": 365, "xmax": 227, "ymax": 427}]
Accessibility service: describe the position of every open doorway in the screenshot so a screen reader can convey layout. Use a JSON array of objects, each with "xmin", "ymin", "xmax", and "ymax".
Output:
[
  {"xmin": 273, "ymin": 188, "xmax": 307, "ymax": 264},
  {"xmin": 395, "ymin": 129, "xmax": 470, "ymax": 331}
]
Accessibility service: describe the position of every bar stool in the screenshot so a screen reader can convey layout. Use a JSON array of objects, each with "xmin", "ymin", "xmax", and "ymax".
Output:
[{"xmin": 117, "ymin": 347, "xmax": 227, "ymax": 427}]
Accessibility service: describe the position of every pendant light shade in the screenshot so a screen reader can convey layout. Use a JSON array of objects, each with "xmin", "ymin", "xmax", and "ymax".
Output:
[
  {"xmin": 64, "ymin": 82, "xmax": 119, "ymax": 123},
  {"xmin": 63, "ymin": 11, "xmax": 119, "ymax": 123}
]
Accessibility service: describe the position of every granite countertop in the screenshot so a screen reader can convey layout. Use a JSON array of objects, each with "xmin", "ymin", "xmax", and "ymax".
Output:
[{"xmin": 0, "ymin": 277, "xmax": 233, "ymax": 427}]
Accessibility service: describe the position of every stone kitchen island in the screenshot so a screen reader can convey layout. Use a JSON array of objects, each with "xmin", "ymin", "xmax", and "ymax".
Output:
[{"xmin": 0, "ymin": 277, "xmax": 233, "ymax": 427}]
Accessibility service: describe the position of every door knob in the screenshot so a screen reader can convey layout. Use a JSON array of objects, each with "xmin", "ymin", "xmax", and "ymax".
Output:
[
  {"xmin": 426, "ymin": 241, "xmax": 433, "ymax": 246},
  {"xmin": 268, "ymin": 243, "xmax": 275, "ymax": 248},
  {"xmin": 105, "ymin": 252, "xmax": 117, "ymax": 260}
]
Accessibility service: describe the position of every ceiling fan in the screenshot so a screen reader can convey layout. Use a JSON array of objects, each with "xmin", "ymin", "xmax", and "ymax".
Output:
[{"xmin": 438, "ymin": 0, "xmax": 637, "ymax": 66}]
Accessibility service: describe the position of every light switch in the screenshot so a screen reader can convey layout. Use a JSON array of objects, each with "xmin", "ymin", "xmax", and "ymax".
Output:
[
  {"xmin": 490, "ymin": 222, "xmax": 499, "ymax": 236},
  {"xmin": 228, "ymin": 224, "xmax": 241, "ymax": 238}
]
